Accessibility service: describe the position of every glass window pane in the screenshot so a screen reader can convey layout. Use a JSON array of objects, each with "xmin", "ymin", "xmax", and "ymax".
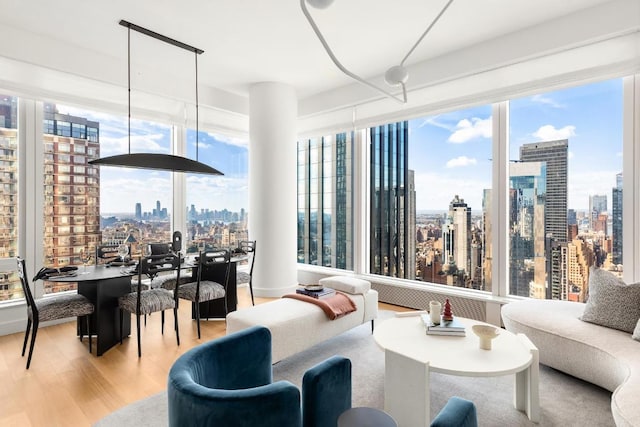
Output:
[
  {"xmin": 43, "ymin": 104, "xmax": 172, "ymax": 294},
  {"xmin": 508, "ymin": 78, "xmax": 623, "ymax": 300},
  {"xmin": 0, "ymin": 95, "xmax": 20, "ymax": 301},
  {"xmin": 185, "ymin": 130, "xmax": 248, "ymax": 253}
]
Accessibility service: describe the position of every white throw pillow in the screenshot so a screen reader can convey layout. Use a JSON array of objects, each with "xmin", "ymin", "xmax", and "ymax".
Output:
[
  {"xmin": 580, "ymin": 267, "xmax": 640, "ymax": 333},
  {"xmin": 319, "ymin": 276, "xmax": 371, "ymax": 295},
  {"xmin": 633, "ymin": 319, "xmax": 640, "ymax": 342}
]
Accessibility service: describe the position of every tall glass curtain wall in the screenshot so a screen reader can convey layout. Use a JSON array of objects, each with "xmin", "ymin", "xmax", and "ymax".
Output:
[
  {"xmin": 297, "ymin": 78, "xmax": 623, "ymax": 304},
  {"xmin": 370, "ymin": 121, "xmax": 413, "ymax": 279},
  {"xmin": 0, "ymin": 97, "xmax": 248, "ymax": 303},
  {"xmin": 297, "ymin": 134, "xmax": 353, "ymax": 269}
]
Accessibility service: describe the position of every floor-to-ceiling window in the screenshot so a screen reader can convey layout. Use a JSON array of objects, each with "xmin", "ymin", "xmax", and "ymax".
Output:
[
  {"xmin": 508, "ymin": 78, "xmax": 623, "ymax": 301},
  {"xmin": 297, "ymin": 133, "xmax": 353, "ymax": 270},
  {"xmin": 184, "ymin": 129, "xmax": 248, "ymax": 254},
  {"xmin": 42, "ymin": 104, "xmax": 173, "ymax": 294}
]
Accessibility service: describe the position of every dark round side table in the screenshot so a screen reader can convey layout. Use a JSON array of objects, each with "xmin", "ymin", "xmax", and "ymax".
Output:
[{"xmin": 337, "ymin": 407, "xmax": 398, "ymax": 427}]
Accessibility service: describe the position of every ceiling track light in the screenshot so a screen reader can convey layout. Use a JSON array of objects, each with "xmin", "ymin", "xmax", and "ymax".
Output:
[
  {"xmin": 89, "ymin": 20, "xmax": 223, "ymax": 175},
  {"xmin": 300, "ymin": 0, "xmax": 454, "ymax": 104}
]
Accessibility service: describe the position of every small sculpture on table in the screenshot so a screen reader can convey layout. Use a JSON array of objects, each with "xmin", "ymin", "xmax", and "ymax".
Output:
[{"xmin": 442, "ymin": 298, "xmax": 454, "ymax": 321}]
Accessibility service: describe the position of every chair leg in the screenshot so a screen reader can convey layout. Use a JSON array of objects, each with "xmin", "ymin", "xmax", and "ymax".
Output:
[
  {"xmin": 249, "ymin": 279, "xmax": 255, "ymax": 306},
  {"xmin": 87, "ymin": 315, "xmax": 92, "ymax": 354},
  {"xmin": 120, "ymin": 310, "xmax": 124, "ymax": 345},
  {"xmin": 136, "ymin": 314, "xmax": 142, "ymax": 358},
  {"xmin": 161, "ymin": 311, "xmax": 165, "ymax": 334},
  {"xmin": 26, "ymin": 319, "xmax": 39, "ymax": 369},
  {"xmin": 195, "ymin": 301, "xmax": 201, "ymax": 339},
  {"xmin": 22, "ymin": 318, "xmax": 32, "ymax": 357},
  {"xmin": 174, "ymin": 307, "xmax": 180, "ymax": 346}
]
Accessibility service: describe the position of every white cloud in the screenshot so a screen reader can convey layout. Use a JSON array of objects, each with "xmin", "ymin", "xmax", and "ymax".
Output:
[
  {"xmin": 413, "ymin": 171, "xmax": 489, "ymax": 212},
  {"xmin": 532, "ymin": 124, "xmax": 576, "ymax": 141},
  {"xmin": 419, "ymin": 116, "xmax": 452, "ymax": 131},
  {"xmin": 207, "ymin": 132, "xmax": 248, "ymax": 148},
  {"xmin": 531, "ymin": 94, "xmax": 565, "ymax": 109},
  {"xmin": 448, "ymin": 117, "xmax": 492, "ymax": 143},
  {"xmin": 446, "ymin": 156, "xmax": 477, "ymax": 168}
]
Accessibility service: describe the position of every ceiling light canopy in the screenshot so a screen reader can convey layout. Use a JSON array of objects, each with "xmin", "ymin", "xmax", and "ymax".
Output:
[
  {"xmin": 301, "ymin": 0, "xmax": 454, "ymax": 104},
  {"xmin": 89, "ymin": 20, "xmax": 223, "ymax": 176}
]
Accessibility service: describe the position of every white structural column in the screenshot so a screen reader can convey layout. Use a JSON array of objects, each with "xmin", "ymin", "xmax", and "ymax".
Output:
[{"xmin": 249, "ymin": 82, "xmax": 298, "ymax": 297}]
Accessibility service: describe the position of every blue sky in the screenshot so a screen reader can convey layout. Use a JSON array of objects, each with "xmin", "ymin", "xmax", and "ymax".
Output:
[
  {"xmin": 62, "ymin": 77, "xmax": 622, "ymax": 216},
  {"xmin": 59, "ymin": 105, "xmax": 249, "ymax": 215},
  {"xmin": 408, "ymin": 78, "xmax": 623, "ymax": 213}
]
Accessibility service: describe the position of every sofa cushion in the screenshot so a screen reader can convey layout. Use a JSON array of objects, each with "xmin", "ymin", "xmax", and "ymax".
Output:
[
  {"xmin": 580, "ymin": 267, "xmax": 640, "ymax": 333},
  {"xmin": 319, "ymin": 276, "xmax": 371, "ymax": 295}
]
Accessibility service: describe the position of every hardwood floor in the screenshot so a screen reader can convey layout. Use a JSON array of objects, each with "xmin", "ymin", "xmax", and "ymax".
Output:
[{"xmin": 0, "ymin": 287, "xmax": 406, "ymax": 426}]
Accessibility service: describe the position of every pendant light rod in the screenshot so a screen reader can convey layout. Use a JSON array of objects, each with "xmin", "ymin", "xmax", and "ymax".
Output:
[
  {"xmin": 127, "ymin": 26, "xmax": 131, "ymax": 154},
  {"xmin": 119, "ymin": 20, "xmax": 204, "ymax": 55},
  {"xmin": 89, "ymin": 20, "xmax": 223, "ymax": 175},
  {"xmin": 195, "ymin": 51, "xmax": 199, "ymax": 161}
]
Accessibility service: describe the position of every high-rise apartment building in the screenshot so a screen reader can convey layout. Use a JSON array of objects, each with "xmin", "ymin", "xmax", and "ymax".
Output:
[
  {"xmin": 42, "ymin": 104, "xmax": 101, "ymax": 270},
  {"xmin": 0, "ymin": 96, "xmax": 19, "ymax": 301},
  {"xmin": 297, "ymin": 132, "xmax": 353, "ymax": 270},
  {"xmin": 612, "ymin": 172, "xmax": 623, "ymax": 265},
  {"xmin": 370, "ymin": 121, "xmax": 415, "ymax": 279},
  {"xmin": 519, "ymin": 140, "xmax": 568, "ymax": 243}
]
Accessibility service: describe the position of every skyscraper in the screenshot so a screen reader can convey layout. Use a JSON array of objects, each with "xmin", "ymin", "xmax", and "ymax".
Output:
[
  {"xmin": 442, "ymin": 195, "xmax": 471, "ymax": 277},
  {"xmin": 519, "ymin": 140, "xmax": 568, "ymax": 243},
  {"xmin": 509, "ymin": 161, "xmax": 546, "ymax": 298},
  {"xmin": 612, "ymin": 172, "xmax": 623, "ymax": 265},
  {"xmin": 370, "ymin": 121, "xmax": 415, "ymax": 279},
  {"xmin": 297, "ymin": 132, "xmax": 353, "ymax": 270},
  {"xmin": 589, "ymin": 194, "xmax": 607, "ymax": 230},
  {"xmin": 135, "ymin": 203, "xmax": 142, "ymax": 219}
]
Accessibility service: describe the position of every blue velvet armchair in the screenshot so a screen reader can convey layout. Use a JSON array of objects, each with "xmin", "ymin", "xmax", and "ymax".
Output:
[
  {"xmin": 167, "ymin": 325, "xmax": 351, "ymax": 427},
  {"xmin": 431, "ymin": 396, "xmax": 478, "ymax": 427}
]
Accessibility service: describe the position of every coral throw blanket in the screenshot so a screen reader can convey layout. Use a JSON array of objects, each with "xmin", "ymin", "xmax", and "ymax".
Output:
[{"xmin": 282, "ymin": 291, "xmax": 357, "ymax": 320}]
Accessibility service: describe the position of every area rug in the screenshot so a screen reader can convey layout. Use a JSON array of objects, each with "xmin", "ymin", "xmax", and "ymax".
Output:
[{"xmin": 95, "ymin": 310, "xmax": 614, "ymax": 426}]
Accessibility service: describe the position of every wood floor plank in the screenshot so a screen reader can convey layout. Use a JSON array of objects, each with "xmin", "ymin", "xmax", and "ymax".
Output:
[{"xmin": 0, "ymin": 288, "xmax": 406, "ymax": 426}]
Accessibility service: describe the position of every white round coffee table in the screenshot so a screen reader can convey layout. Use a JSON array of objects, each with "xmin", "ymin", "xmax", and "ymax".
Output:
[{"xmin": 374, "ymin": 315, "xmax": 539, "ymax": 427}]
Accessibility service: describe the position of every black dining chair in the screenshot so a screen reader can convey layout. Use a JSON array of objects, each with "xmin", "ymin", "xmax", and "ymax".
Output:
[
  {"xmin": 177, "ymin": 249, "xmax": 231, "ymax": 339},
  {"xmin": 118, "ymin": 253, "xmax": 181, "ymax": 357},
  {"xmin": 236, "ymin": 240, "xmax": 257, "ymax": 305},
  {"xmin": 17, "ymin": 257, "xmax": 94, "ymax": 369}
]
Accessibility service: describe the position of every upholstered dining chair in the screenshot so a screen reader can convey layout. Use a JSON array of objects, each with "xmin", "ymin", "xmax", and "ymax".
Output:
[
  {"xmin": 177, "ymin": 249, "xmax": 230, "ymax": 339},
  {"xmin": 118, "ymin": 253, "xmax": 181, "ymax": 357},
  {"xmin": 236, "ymin": 240, "xmax": 256, "ymax": 305},
  {"xmin": 17, "ymin": 257, "xmax": 94, "ymax": 369}
]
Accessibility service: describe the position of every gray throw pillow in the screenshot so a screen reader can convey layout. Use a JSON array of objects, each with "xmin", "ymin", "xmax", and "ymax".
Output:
[
  {"xmin": 580, "ymin": 267, "xmax": 640, "ymax": 333},
  {"xmin": 634, "ymin": 319, "xmax": 640, "ymax": 342}
]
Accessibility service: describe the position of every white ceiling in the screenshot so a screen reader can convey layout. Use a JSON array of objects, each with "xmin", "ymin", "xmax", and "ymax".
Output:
[{"xmin": 0, "ymin": 0, "xmax": 634, "ymax": 120}]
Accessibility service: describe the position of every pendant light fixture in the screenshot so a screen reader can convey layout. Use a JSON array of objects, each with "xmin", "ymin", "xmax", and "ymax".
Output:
[
  {"xmin": 89, "ymin": 20, "xmax": 223, "ymax": 175},
  {"xmin": 300, "ymin": 0, "xmax": 454, "ymax": 104}
]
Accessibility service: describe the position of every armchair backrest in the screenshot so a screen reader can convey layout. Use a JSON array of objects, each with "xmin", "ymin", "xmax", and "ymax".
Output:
[{"xmin": 168, "ymin": 326, "xmax": 301, "ymax": 427}]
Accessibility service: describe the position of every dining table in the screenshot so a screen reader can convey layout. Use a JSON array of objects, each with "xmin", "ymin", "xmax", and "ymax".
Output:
[
  {"xmin": 47, "ymin": 264, "xmax": 135, "ymax": 356},
  {"xmin": 48, "ymin": 253, "xmax": 248, "ymax": 355}
]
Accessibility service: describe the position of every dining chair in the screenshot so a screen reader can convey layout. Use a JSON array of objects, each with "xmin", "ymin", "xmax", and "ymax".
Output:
[
  {"xmin": 236, "ymin": 240, "xmax": 256, "ymax": 305},
  {"xmin": 177, "ymin": 249, "xmax": 230, "ymax": 339},
  {"xmin": 17, "ymin": 257, "xmax": 94, "ymax": 369},
  {"xmin": 118, "ymin": 253, "xmax": 181, "ymax": 357},
  {"xmin": 95, "ymin": 244, "xmax": 119, "ymax": 265}
]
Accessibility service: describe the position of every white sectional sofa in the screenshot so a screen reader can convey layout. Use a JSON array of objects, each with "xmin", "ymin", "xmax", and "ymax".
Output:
[
  {"xmin": 501, "ymin": 299, "xmax": 640, "ymax": 427},
  {"xmin": 226, "ymin": 276, "xmax": 378, "ymax": 363}
]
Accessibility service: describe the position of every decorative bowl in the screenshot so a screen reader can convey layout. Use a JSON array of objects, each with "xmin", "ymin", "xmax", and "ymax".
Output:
[
  {"xmin": 472, "ymin": 325, "xmax": 500, "ymax": 350},
  {"xmin": 304, "ymin": 284, "xmax": 324, "ymax": 291}
]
